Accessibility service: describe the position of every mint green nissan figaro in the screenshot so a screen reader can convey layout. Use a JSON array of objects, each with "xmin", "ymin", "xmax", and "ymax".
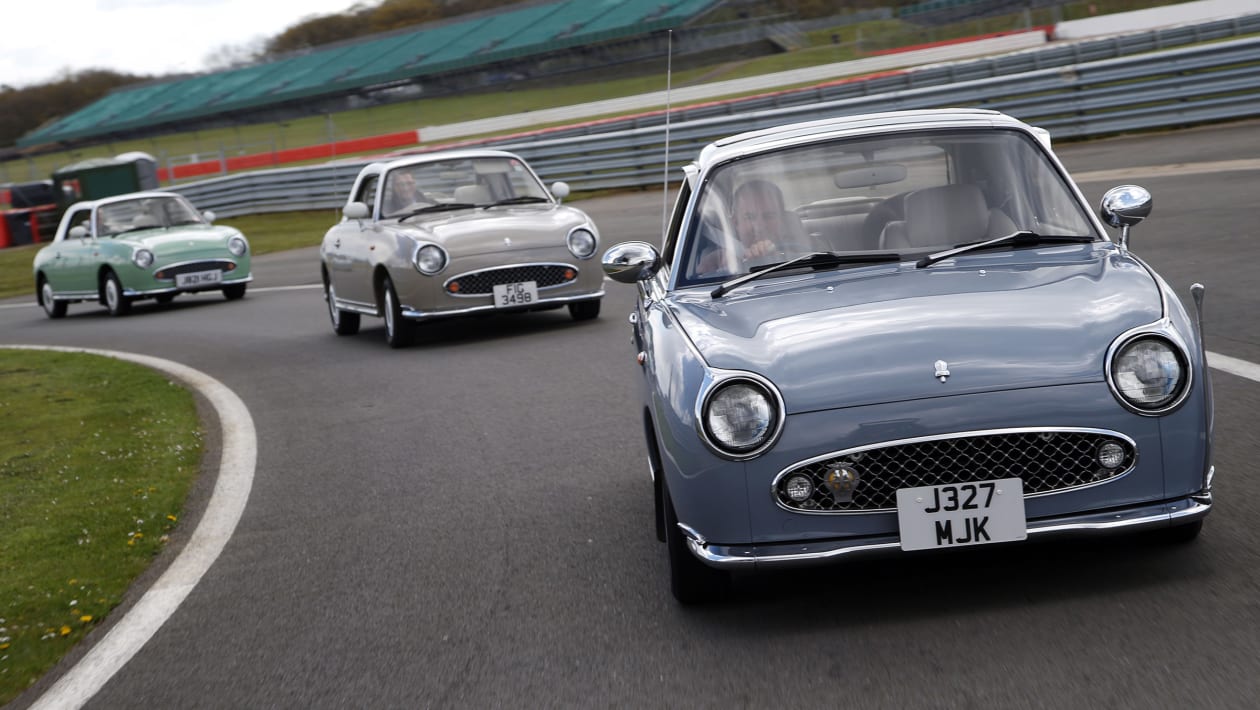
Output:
[{"xmin": 33, "ymin": 191, "xmax": 252, "ymax": 318}]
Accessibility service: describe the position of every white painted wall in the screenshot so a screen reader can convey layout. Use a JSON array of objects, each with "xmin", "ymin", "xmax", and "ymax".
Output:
[{"xmin": 1054, "ymin": 0, "xmax": 1256, "ymax": 39}]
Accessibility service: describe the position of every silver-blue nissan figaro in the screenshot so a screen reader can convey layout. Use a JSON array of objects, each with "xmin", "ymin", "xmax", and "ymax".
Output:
[{"xmin": 602, "ymin": 109, "xmax": 1213, "ymax": 603}]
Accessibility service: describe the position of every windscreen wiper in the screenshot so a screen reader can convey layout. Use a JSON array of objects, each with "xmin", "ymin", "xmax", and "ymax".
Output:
[
  {"xmin": 398, "ymin": 203, "xmax": 476, "ymax": 221},
  {"xmin": 485, "ymin": 196, "xmax": 549, "ymax": 208},
  {"xmin": 711, "ymin": 251, "xmax": 901, "ymax": 299},
  {"xmin": 915, "ymin": 231, "xmax": 1096, "ymax": 269}
]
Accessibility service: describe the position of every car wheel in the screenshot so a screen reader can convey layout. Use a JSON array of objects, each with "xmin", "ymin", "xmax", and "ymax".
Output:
[
  {"xmin": 663, "ymin": 483, "xmax": 730, "ymax": 604},
  {"xmin": 222, "ymin": 283, "xmax": 247, "ymax": 300},
  {"xmin": 382, "ymin": 275, "xmax": 414, "ymax": 348},
  {"xmin": 102, "ymin": 271, "xmax": 131, "ymax": 316},
  {"xmin": 39, "ymin": 278, "xmax": 67, "ymax": 319},
  {"xmin": 568, "ymin": 299, "xmax": 601, "ymax": 321},
  {"xmin": 155, "ymin": 293, "xmax": 176, "ymax": 305},
  {"xmin": 325, "ymin": 279, "xmax": 360, "ymax": 336}
]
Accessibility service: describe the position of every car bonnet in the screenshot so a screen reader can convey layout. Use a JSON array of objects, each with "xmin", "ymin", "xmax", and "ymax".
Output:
[
  {"xmin": 395, "ymin": 206, "xmax": 584, "ymax": 256},
  {"xmin": 666, "ymin": 249, "xmax": 1164, "ymax": 413}
]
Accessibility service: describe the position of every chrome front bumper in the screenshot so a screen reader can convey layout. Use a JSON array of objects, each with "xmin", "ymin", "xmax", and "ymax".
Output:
[
  {"xmin": 684, "ymin": 491, "xmax": 1212, "ymax": 570},
  {"xmin": 400, "ymin": 289, "xmax": 604, "ymax": 321}
]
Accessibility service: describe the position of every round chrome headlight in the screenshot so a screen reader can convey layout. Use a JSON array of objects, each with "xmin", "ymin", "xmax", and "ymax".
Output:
[
  {"xmin": 566, "ymin": 228, "xmax": 597, "ymax": 259},
  {"xmin": 227, "ymin": 235, "xmax": 248, "ymax": 256},
  {"xmin": 132, "ymin": 249, "xmax": 154, "ymax": 269},
  {"xmin": 1110, "ymin": 336, "xmax": 1187, "ymax": 411},
  {"xmin": 413, "ymin": 244, "xmax": 447, "ymax": 275},
  {"xmin": 702, "ymin": 378, "xmax": 780, "ymax": 457}
]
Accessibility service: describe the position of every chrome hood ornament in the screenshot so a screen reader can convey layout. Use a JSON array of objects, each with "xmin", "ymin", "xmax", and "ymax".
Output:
[{"xmin": 934, "ymin": 360, "xmax": 951, "ymax": 383}]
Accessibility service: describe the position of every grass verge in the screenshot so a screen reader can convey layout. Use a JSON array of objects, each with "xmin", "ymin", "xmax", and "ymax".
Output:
[{"xmin": 0, "ymin": 349, "xmax": 202, "ymax": 706}]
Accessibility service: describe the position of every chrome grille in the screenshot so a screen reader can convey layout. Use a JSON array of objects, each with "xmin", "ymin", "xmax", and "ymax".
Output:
[
  {"xmin": 774, "ymin": 430, "xmax": 1136, "ymax": 513},
  {"xmin": 445, "ymin": 264, "xmax": 576, "ymax": 295},
  {"xmin": 153, "ymin": 260, "xmax": 237, "ymax": 280}
]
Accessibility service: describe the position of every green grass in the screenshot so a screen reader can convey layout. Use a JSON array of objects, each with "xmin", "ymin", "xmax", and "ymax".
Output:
[
  {"xmin": 0, "ymin": 244, "xmax": 38, "ymax": 300},
  {"xmin": 0, "ymin": 350, "xmax": 202, "ymax": 705}
]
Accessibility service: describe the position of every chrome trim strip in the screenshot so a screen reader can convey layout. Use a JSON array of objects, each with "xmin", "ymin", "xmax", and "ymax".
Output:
[
  {"xmin": 49, "ymin": 290, "xmax": 98, "ymax": 301},
  {"xmin": 400, "ymin": 289, "xmax": 604, "ymax": 321},
  {"xmin": 771, "ymin": 426, "xmax": 1139, "ymax": 515},
  {"xmin": 685, "ymin": 496, "xmax": 1211, "ymax": 569},
  {"xmin": 441, "ymin": 261, "xmax": 581, "ymax": 297}
]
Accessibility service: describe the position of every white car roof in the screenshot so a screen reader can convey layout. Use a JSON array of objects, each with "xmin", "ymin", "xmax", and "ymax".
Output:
[{"xmin": 695, "ymin": 108, "xmax": 1044, "ymax": 172}]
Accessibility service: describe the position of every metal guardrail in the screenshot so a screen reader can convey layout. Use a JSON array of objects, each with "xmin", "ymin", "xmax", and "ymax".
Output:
[{"xmin": 173, "ymin": 27, "xmax": 1260, "ymax": 217}]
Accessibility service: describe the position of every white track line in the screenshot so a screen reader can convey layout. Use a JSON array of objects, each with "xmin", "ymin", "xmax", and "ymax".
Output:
[
  {"xmin": 1207, "ymin": 350, "xmax": 1260, "ymax": 383},
  {"xmin": 3, "ymin": 346, "xmax": 256, "ymax": 710}
]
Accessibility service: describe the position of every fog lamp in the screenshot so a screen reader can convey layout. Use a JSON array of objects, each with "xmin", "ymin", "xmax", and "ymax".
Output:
[
  {"xmin": 784, "ymin": 475, "xmax": 813, "ymax": 502},
  {"xmin": 1097, "ymin": 441, "xmax": 1126, "ymax": 469}
]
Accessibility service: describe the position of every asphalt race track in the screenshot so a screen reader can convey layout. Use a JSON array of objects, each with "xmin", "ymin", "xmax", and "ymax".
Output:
[{"xmin": 3, "ymin": 120, "xmax": 1259, "ymax": 709}]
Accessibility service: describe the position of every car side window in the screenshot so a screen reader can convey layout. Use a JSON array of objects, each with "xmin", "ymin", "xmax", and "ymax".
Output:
[
  {"xmin": 660, "ymin": 179, "xmax": 692, "ymax": 267},
  {"xmin": 356, "ymin": 175, "xmax": 379, "ymax": 215},
  {"xmin": 65, "ymin": 209, "xmax": 90, "ymax": 238}
]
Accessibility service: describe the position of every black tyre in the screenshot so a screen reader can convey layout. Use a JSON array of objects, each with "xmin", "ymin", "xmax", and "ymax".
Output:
[
  {"xmin": 382, "ymin": 275, "xmax": 414, "ymax": 348},
  {"xmin": 102, "ymin": 271, "xmax": 131, "ymax": 316},
  {"xmin": 568, "ymin": 299, "xmax": 601, "ymax": 321},
  {"xmin": 325, "ymin": 279, "xmax": 360, "ymax": 336},
  {"xmin": 222, "ymin": 283, "xmax": 247, "ymax": 300},
  {"xmin": 663, "ymin": 483, "xmax": 730, "ymax": 604},
  {"xmin": 39, "ymin": 278, "xmax": 67, "ymax": 319}
]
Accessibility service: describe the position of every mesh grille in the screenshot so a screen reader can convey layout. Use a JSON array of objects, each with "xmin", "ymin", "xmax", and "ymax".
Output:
[
  {"xmin": 153, "ymin": 260, "xmax": 236, "ymax": 280},
  {"xmin": 775, "ymin": 430, "xmax": 1135, "ymax": 513},
  {"xmin": 447, "ymin": 265, "xmax": 575, "ymax": 295}
]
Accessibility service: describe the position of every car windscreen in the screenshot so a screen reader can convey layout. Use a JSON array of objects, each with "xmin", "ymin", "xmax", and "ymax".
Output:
[
  {"xmin": 97, "ymin": 196, "xmax": 203, "ymax": 236},
  {"xmin": 676, "ymin": 129, "xmax": 1100, "ymax": 287},
  {"xmin": 380, "ymin": 157, "xmax": 550, "ymax": 218}
]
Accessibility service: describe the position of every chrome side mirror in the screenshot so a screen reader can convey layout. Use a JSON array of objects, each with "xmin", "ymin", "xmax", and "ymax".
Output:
[
  {"xmin": 1100, "ymin": 185, "xmax": 1152, "ymax": 251},
  {"xmin": 602, "ymin": 241, "xmax": 660, "ymax": 284},
  {"xmin": 550, "ymin": 181, "xmax": 570, "ymax": 203},
  {"xmin": 202, "ymin": 210, "xmax": 216, "ymax": 223},
  {"xmin": 69, "ymin": 225, "xmax": 88, "ymax": 240}
]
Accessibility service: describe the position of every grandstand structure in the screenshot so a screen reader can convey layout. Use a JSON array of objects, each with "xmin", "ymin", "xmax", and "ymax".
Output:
[{"xmin": 19, "ymin": 0, "xmax": 722, "ymax": 149}]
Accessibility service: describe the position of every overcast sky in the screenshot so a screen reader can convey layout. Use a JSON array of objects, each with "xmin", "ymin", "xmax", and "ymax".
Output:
[{"xmin": 2, "ymin": 0, "xmax": 360, "ymax": 88}]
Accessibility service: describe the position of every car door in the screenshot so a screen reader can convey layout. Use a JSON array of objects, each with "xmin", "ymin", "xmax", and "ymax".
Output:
[
  {"xmin": 45, "ymin": 207, "xmax": 98, "ymax": 295},
  {"xmin": 326, "ymin": 175, "xmax": 379, "ymax": 307}
]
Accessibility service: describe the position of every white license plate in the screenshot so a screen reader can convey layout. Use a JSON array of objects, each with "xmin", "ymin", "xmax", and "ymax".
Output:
[
  {"xmin": 175, "ymin": 269, "xmax": 222, "ymax": 288},
  {"xmin": 895, "ymin": 478, "xmax": 1026, "ymax": 551},
  {"xmin": 492, "ymin": 281, "xmax": 538, "ymax": 308}
]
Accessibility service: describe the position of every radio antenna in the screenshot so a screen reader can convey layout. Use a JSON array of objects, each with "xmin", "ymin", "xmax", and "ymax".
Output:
[{"xmin": 661, "ymin": 29, "xmax": 673, "ymax": 240}]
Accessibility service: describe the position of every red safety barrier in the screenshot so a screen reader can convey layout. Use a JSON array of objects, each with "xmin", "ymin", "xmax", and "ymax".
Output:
[
  {"xmin": 0, "ymin": 205, "xmax": 58, "ymax": 248},
  {"xmin": 158, "ymin": 129, "xmax": 422, "ymax": 181},
  {"xmin": 865, "ymin": 27, "xmax": 1053, "ymax": 56}
]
